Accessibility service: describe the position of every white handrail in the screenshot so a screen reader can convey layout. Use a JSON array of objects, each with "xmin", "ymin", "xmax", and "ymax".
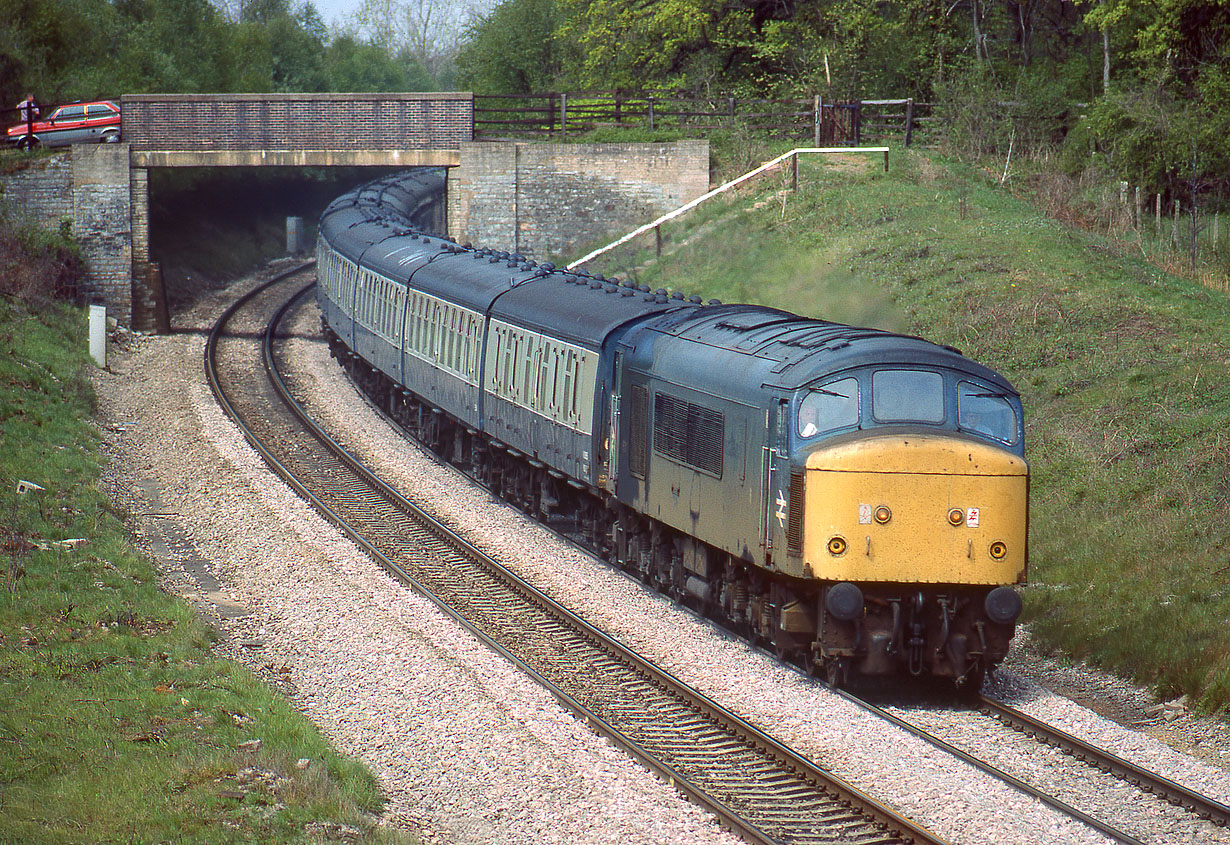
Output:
[{"xmin": 566, "ymin": 146, "xmax": 890, "ymax": 270}]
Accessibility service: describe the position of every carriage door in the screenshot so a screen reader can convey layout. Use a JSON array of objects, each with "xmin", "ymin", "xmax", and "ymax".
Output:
[{"xmin": 598, "ymin": 352, "xmax": 622, "ymax": 493}]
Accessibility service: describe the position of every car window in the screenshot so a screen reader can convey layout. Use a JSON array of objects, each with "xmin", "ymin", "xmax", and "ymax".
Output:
[
  {"xmin": 55, "ymin": 106, "xmax": 87, "ymax": 121},
  {"xmin": 957, "ymin": 381, "xmax": 1019, "ymax": 445},
  {"xmin": 871, "ymin": 369, "xmax": 945, "ymax": 423},
  {"xmin": 86, "ymin": 105, "xmax": 115, "ymax": 118},
  {"xmin": 797, "ymin": 377, "xmax": 859, "ymax": 438}
]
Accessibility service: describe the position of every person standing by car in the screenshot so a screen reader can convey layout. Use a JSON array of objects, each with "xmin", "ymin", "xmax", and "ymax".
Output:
[{"xmin": 16, "ymin": 95, "xmax": 38, "ymax": 147}]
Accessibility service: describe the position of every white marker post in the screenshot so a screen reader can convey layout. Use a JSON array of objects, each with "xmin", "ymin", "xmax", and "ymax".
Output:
[{"xmin": 89, "ymin": 303, "xmax": 106, "ymax": 368}]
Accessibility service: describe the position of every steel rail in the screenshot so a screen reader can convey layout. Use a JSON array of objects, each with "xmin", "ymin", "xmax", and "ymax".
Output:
[
  {"xmin": 205, "ymin": 276, "xmax": 948, "ymax": 845},
  {"xmin": 979, "ymin": 695, "xmax": 1230, "ymax": 827}
]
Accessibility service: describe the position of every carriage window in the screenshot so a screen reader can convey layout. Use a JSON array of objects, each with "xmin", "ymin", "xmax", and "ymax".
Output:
[
  {"xmin": 797, "ymin": 377, "xmax": 859, "ymax": 437},
  {"xmin": 872, "ymin": 370, "xmax": 944, "ymax": 423},
  {"xmin": 958, "ymin": 381, "xmax": 1019, "ymax": 445}
]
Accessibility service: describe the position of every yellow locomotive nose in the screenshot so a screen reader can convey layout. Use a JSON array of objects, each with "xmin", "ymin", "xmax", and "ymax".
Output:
[{"xmin": 803, "ymin": 434, "xmax": 1028, "ymax": 585}]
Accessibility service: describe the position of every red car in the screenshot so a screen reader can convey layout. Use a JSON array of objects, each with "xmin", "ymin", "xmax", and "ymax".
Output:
[{"xmin": 8, "ymin": 100, "xmax": 121, "ymax": 149}]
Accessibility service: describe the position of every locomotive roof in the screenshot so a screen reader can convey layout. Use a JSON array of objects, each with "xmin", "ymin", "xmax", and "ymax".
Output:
[
  {"xmin": 489, "ymin": 272, "xmax": 691, "ymax": 348},
  {"xmin": 637, "ymin": 304, "xmax": 1017, "ymax": 394}
]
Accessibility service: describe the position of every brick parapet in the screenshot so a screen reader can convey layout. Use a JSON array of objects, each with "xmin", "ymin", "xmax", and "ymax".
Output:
[{"xmin": 122, "ymin": 92, "xmax": 474, "ymax": 153}]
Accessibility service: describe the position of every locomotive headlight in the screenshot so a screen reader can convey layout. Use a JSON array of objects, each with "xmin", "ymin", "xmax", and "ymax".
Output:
[
  {"xmin": 988, "ymin": 540, "xmax": 1008, "ymax": 559},
  {"xmin": 984, "ymin": 586, "xmax": 1023, "ymax": 624},
  {"xmin": 947, "ymin": 508, "xmax": 964, "ymax": 526},
  {"xmin": 827, "ymin": 536, "xmax": 848, "ymax": 556},
  {"xmin": 874, "ymin": 505, "xmax": 892, "ymax": 524}
]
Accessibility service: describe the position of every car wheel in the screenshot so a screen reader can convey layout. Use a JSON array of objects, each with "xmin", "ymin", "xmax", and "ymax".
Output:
[
  {"xmin": 17, "ymin": 136, "xmax": 38, "ymax": 150},
  {"xmin": 101, "ymin": 131, "xmax": 119, "ymax": 143}
]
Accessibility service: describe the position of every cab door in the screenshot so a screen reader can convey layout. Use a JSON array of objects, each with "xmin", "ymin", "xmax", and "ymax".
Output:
[{"xmin": 760, "ymin": 398, "xmax": 791, "ymax": 564}]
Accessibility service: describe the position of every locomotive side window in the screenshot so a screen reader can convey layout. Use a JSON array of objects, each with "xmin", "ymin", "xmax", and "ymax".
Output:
[
  {"xmin": 797, "ymin": 377, "xmax": 859, "ymax": 438},
  {"xmin": 872, "ymin": 369, "xmax": 944, "ymax": 423},
  {"xmin": 957, "ymin": 381, "xmax": 1019, "ymax": 445}
]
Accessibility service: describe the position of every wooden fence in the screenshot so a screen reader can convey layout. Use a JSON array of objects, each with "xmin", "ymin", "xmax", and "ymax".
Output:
[{"xmin": 473, "ymin": 92, "xmax": 933, "ymax": 147}]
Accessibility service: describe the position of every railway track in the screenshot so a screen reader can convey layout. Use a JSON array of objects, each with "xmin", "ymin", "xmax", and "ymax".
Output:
[
  {"xmin": 822, "ymin": 684, "xmax": 1230, "ymax": 845},
  {"xmin": 206, "ymin": 268, "xmax": 944, "ymax": 844}
]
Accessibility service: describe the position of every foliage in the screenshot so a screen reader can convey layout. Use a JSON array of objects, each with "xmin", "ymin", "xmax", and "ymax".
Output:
[
  {"xmin": 0, "ymin": 208, "xmax": 83, "ymax": 305},
  {"xmin": 456, "ymin": 0, "xmax": 563, "ymax": 94}
]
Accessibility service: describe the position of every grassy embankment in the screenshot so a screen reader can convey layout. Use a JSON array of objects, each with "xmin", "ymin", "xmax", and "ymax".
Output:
[
  {"xmin": 581, "ymin": 148, "xmax": 1230, "ymax": 713},
  {"xmin": 0, "ymin": 227, "xmax": 412, "ymax": 841}
]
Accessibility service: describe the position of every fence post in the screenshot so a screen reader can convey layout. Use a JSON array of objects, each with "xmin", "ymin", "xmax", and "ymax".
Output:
[
  {"xmin": 548, "ymin": 93, "xmax": 557, "ymax": 137},
  {"xmin": 813, "ymin": 95, "xmax": 822, "ymax": 146},
  {"xmin": 560, "ymin": 92, "xmax": 568, "ymax": 140},
  {"xmin": 729, "ymin": 96, "xmax": 736, "ymax": 124},
  {"xmin": 648, "ymin": 97, "xmax": 655, "ymax": 131},
  {"xmin": 904, "ymin": 98, "xmax": 915, "ymax": 147},
  {"xmin": 655, "ymin": 225, "xmax": 662, "ymax": 257},
  {"xmin": 792, "ymin": 151, "xmax": 799, "ymax": 193},
  {"xmin": 1155, "ymin": 194, "xmax": 1161, "ymax": 238},
  {"xmin": 615, "ymin": 90, "xmax": 622, "ymax": 125},
  {"xmin": 854, "ymin": 101, "xmax": 862, "ymax": 145}
]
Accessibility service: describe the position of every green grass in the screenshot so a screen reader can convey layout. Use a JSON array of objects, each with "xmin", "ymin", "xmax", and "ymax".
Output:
[
  {"xmin": 583, "ymin": 148, "xmax": 1230, "ymax": 714},
  {"xmin": 0, "ymin": 296, "xmax": 414, "ymax": 842}
]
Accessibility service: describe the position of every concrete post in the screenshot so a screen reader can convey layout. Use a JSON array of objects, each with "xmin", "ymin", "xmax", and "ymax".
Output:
[{"xmin": 89, "ymin": 304, "xmax": 107, "ymax": 367}]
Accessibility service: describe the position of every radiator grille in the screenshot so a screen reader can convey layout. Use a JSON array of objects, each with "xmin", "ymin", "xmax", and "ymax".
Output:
[
  {"xmin": 628, "ymin": 385, "xmax": 649, "ymax": 479},
  {"xmin": 653, "ymin": 392, "xmax": 724, "ymax": 478},
  {"xmin": 787, "ymin": 466, "xmax": 805, "ymax": 556}
]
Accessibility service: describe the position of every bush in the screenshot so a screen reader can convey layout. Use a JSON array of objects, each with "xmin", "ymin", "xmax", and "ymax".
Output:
[{"xmin": 0, "ymin": 212, "xmax": 85, "ymax": 305}]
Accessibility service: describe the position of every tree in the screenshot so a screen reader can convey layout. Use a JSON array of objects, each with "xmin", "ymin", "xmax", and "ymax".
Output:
[{"xmin": 456, "ymin": 0, "xmax": 563, "ymax": 93}]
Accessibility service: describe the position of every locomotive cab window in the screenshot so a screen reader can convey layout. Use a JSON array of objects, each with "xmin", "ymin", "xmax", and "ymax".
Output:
[
  {"xmin": 957, "ymin": 381, "xmax": 1019, "ymax": 445},
  {"xmin": 797, "ymin": 377, "xmax": 859, "ymax": 438},
  {"xmin": 871, "ymin": 369, "xmax": 945, "ymax": 423}
]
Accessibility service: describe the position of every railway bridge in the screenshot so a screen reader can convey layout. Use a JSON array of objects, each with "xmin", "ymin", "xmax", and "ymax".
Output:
[{"xmin": 25, "ymin": 92, "xmax": 706, "ymax": 331}]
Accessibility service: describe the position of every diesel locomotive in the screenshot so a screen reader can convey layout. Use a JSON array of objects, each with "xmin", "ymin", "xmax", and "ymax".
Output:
[{"xmin": 315, "ymin": 170, "xmax": 1028, "ymax": 689}]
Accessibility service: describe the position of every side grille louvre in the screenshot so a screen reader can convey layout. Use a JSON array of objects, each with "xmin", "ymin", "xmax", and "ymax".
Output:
[
  {"xmin": 628, "ymin": 385, "xmax": 649, "ymax": 479},
  {"xmin": 787, "ymin": 467, "xmax": 805, "ymax": 556},
  {"xmin": 653, "ymin": 392, "xmax": 724, "ymax": 478}
]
